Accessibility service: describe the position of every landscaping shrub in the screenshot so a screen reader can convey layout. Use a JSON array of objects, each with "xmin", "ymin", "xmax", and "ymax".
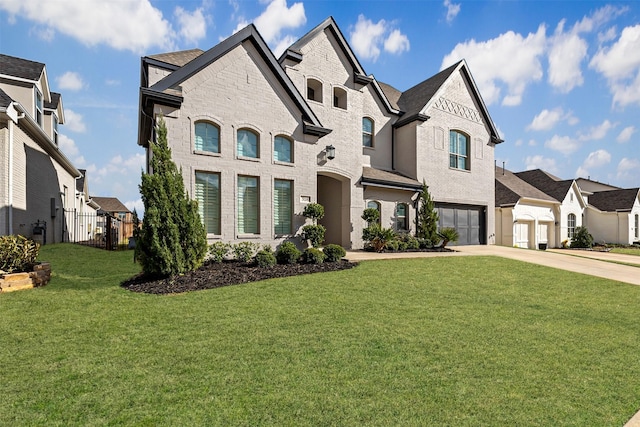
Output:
[
  {"xmin": 438, "ymin": 227, "xmax": 459, "ymax": 248},
  {"xmin": 208, "ymin": 242, "xmax": 230, "ymax": 263},
  {"xmin": 363, "ymin": 224, "xmax": 396, "ymax": 252},
  {"xmin": 361, "ymin": 208, "xmax": 380, "ymax": 225},
  {"xmin": 302, "ymin": 203, "xmax": 325, "ymax": 222},
  {"xmin": 0, "ymin": 235, "xmax": 39, "ymax": 274},
  {"xmin": 570, "ymin": 226, "xmax": 594, "ymax": 249},
  {"xmin": 323, "ymin": 244, "xmax": 346, "ymax": 262},
  {"xmin": 254, "ymin": 246, "xmax": 276, "ymax": 268},
  {"xmin": 302, "ymin": 247, "xmax": 325, "ymax": 264},
  {"xmin": 233, "ymin": 242, "xmax": 260, "ymax": 263},
  {"xmin": 302, "ymin": 224, "xmax": 326, "ymax": 248},
  {"xmin": 276, "ymin": 241, "xmax": 301, "ymax": 264},
  {"xmin": 385, "ymin": 240, "xmax": 400, "ymax": 252},
  {"xmin": 418, "ymin": 238, "xmax": 434, "ymax": 249},
  {"xmin": 416, "ymin": 181, "xmax": 439, "ymax": 242}
]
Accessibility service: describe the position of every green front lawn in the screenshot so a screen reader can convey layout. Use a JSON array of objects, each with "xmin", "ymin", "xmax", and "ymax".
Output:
[
  {"xmin": 611, "ymin": 246, "xmax": 640, "ymax": 256},
  {"xmin": 1, "ymin": 244, "xmax": 639, "ymax": 425}
]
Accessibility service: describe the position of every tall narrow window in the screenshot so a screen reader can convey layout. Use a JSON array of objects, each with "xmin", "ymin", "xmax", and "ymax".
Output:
[
  {"xmin": 274, "ymin": 179, "xmax": 293, "ymax": 235},
  {"xmin": 195, "ymin": 122, "xmax": 220, "ymax": 153},
  {"xmin": 195, "ymin": 171, "xmax": 221, "ymax": 235},
  {"xmin": 396, "ymin": 203, "xmax": 408, "ymax": 231},
  {"xmin": 53, "ymin": 115, "xmax": 59, "ymax": 146},
  {"xmin": 35, "ymin": 88, "xmax": 43, "ymax": 126},
  {"xmin": 307, "ymin": 78, "xmax": 322, "ymax": 103},
  {"xmin": 635, "ymin": 214, "xmax": 639, "ymax": 239},
  {"xmin": 449, "ymin": 130, "xmax": 470, "ymax": 170},
  {"xmin": 274, "ymin": 135, "xmax": 293, "ymax": 163},
  {"xmin": 237, "ymin": 129, "xmax": 259, "ymax": 158},
  {"xmin": 238, "ymin": 176, "xmax": 259, "ymax": 234},
  {"xmin": 367, "ymin": 201, "xmax": 381, "ymax": 225},
  {"xmin": 333, "ymin": 87, "xmax": 347, "ymax": 110},
  {"xmin": 362, "ymin": 117, "xmax": 374, "ymax": 147},
  {"xmin": 568, "ymin": 213, "xmax": 576, "ymax": 238}
]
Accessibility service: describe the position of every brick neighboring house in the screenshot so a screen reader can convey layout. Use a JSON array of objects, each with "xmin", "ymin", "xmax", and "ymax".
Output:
[
  {"xmin": 137, "ymin": 17, "xmax": 502, "ymax": 249},
  {"xmin": 0, "ymin": 53, "xmax": 85, "ymax": 244},
  {"xmin": 91, "ymin": 196, "xmax": 134, "ymax": 244}
]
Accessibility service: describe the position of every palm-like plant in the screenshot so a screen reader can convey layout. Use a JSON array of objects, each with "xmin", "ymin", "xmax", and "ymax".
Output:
[{"xmin": 437, "ymin": 227, "xmax": 459, "ymax": 249}]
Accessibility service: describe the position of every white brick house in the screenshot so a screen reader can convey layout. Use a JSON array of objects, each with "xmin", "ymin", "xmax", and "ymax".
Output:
[
  {"xmin": 0, "ymin": 54, "xmax": 84, "ymax": 244},
  {"xmin": 138, "ymin": 17, "xmax": 502, "ymax": 249}
]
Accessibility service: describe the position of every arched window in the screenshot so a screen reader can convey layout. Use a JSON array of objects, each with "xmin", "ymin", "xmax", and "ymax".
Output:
[
  {"xmin": 333, "ymin": 87, "xmax": 347, "ymax": 110},
  {"xmin": 367, "ymin": 201, "xmax": 381, "ymax": 225},
  {"xmin": 449, "ymin": 130, "xmax": 470, "ymax": 170},
  {"xmin": 237, "ymin": 128, "xmax": 259, "ymax": 158},
  {"xmin": 396, "ymin": 203, "xmax": 409, "ymax": 231},
  {"xmin": 195, "ymin": 121, "xmax": 220, "ymax": 153},
  {"xmin": 362, "ymin": 117, "xmax": 374, "ymax": 147},
  {"xmin": 307, "ymin": 78, "xmax": 323, "ymax": 103},
  {"xmin": 568, "ymin": 213, "xmax": 576, "ymax": 238},
  {"xmin": 274, "ymin": 135, "xmax": 293, "ymax": 163}
]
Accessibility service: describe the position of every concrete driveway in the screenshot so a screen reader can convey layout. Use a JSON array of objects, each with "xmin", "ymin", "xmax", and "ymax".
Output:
[{"xmin": 346, "ymin": 245, "xmax": 640, "ymax": 286}]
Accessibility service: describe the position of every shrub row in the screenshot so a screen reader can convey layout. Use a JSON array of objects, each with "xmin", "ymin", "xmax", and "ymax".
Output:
[{"xmin": 207, "ymin": 241, "xmax": 346, "ymax": 267}]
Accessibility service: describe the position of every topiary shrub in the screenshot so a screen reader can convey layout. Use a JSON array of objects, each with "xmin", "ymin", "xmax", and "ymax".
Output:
[
  {"xmin": 208, "ymin": 242, "xmax": 230, "ymax": 263},
  {"xmin": 232, "ymin": 242, "xmax": 260, "ymax": 263},
  {"xmin": 276, "ymin": 241, "xmax": 301, "ymax": 265},
  {"xmin": 302, "ymin": 247, "xmax": 325, "ymax": 264},
  {"xmin": 0, "ymin": 235, "xmax": 40, "ymax": 274},
  {"xmin": 323, "ymin": 244, "xmax": 346, "ymax": 262},
  {"xmin": 361, "ymin": 208, "xmax": 380, "ymax": 225},
  {"xmin": 302, "ymin": 224, "xmax": 326, "ymax": 248},
  {"xmin": 302, "ymin": 203, "xmax": 325, "ymax": 223},
  {"xmin": 570, "ymin": 226, "xmax": 594, "ymax": 249},
  {"xmin": 254, "ymin": 246, "xmax": 276, "ymax": 268}
]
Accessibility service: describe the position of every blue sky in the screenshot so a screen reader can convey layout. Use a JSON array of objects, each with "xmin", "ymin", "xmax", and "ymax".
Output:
[{"xmin": 1, "ymin": 0, "xmax": 639, "ymax": 213}]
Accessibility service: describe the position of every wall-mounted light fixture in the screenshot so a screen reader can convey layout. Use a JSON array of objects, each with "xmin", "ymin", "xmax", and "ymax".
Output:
[{"xmin": 325, "ymin": 145, "xmax": 335, "ymax": 160}]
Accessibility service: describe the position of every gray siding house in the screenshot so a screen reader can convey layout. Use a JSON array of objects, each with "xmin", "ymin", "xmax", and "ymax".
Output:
[{"xmin": 137, "ymin": 17, "xmax": 502, "ymax": 249}]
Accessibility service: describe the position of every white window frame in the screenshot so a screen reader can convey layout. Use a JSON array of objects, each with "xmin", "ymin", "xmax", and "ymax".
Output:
[
  {"xmin": 362, "ymin": 117, "xmax": 374, "ymax": 148},
  {"xmin": 237, "ymin": 175, "xmax": 260, "ymax": 235},
  {"xmin": 449, "ymin": 130, "xmax": 470, "ymax": 171},
  {"xmin": 274, "ymin": 179, "xmax": 293, "ymax": 235},
  {"xmin": 237, "ymin": 128, "xmax": 259, "ymax": 159},
  {"xmin": 195, "ymin": 171, "xmax": 221, "ymax": 235},
  {"xmin": 273, "ymin": 135, "xmax": 293, "ymax": 163},
  {"xmin": 194, "ymin": 121, "xmax": 220, "ymax": 154}
]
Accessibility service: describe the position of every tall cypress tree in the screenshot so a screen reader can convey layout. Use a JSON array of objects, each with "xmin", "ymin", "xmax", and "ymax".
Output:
[
  {"xmin": 416, "ymin": 180, "xmax": 439, "ymax": 243},
  {"xmin": 136, "ymin": 117, "xmax": 207, "ymax": 277}
]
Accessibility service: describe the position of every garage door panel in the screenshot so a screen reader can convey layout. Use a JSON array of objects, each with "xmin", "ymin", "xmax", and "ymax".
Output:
[{"xmin": 436, "ymin": 205, "xmax": 485, "ymax": 246}]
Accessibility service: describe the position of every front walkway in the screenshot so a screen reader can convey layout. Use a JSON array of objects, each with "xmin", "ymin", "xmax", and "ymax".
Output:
[{"xmin": 345, "ymin": 245, "xmax": 640, "ymax": 286}]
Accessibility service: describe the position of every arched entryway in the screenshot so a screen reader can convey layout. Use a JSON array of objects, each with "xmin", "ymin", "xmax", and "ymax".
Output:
[{"xmin": 317, "ymin": 172, "xmax": 351, "ymax": 248}]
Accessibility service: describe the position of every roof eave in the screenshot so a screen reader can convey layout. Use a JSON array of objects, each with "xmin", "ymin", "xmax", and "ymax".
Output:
[
  {"xmin": 393, "ymin": 113, "xmax": 430, "ymax": 129},
  {"xmin": 361, "ymin": 178, "xmax": 422, "ymax": 192}
]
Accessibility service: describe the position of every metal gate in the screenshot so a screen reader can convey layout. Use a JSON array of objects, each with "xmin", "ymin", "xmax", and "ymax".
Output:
[{"xmin": 63, "ymin": 209, "xmax": 133, "ymax": 250}]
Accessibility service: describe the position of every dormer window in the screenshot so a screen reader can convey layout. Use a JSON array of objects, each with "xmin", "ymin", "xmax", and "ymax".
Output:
[
  {"xmin": 53, "ymin": 115, "xmax": 59, "ymax": 145},
  {"xmin": 333, "ymin": 87, "xmax": 347, "ymax": 110},
  {"xmin": 307, "ymin": 78, "xmax": 323, "ymax": 103},
  {"xmin": 35, "ymin": 88, "xmax": 43, "ymax": 127}
]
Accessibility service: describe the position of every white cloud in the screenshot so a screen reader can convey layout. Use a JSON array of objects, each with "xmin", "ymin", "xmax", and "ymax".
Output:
[
  {"xmin": 527, "ymin": 107, "xmax": 577, "ymax": 131},
  {"xmin": 58, "ymin": 134, "xmax": 85, "ymax": 166},
  {"xmin": 582, "ymin": 149, "xmax": 611, "ymax": 169},
  {"xmin": 598, "ymin": 26, "xmax": 618, "ymax": 44},
  {"xmin": 441, "ymin": 25, "xmax": 546, "ymax": 106},
  {"xmin": 0, "ymin": 0, "xmax": 176, "ymax": 53},
  {"xmin": 350, "ymin": 15, "xmax": 410, "ymax": 62},
  {"xmin": 254, "ymin": 0, "xmax": 305, "ymax": 49},
  {"xmin": 125, "ymin": 199, "xmax": 144, "ymax": 215},
  {"xmin": 573, "ymin": 5, "xmax": 628, "ymax": 33},
  {"xmin": 617, "ymin": 157, "xmax": 640, "ymax": 182},
  {"xmin": 56, "ymin": 71, "xmax": 85, "ymax": 91},
  {"xmin": 443, "ymin": 0, "xmax": 461, "ymax": 24},
  {"xmin": 175, "ymin": 6, "xmax": 207, "ymax": 44},
  {"xmin": 544, "ymin": 134, "xmax": 580, "ymax": 155},
  {"xmin": 575, "ymin": 166, "xmax": 589, "ymax": 179},
  {"xmin": 384, "ymin": 29, "xmax": 410, "ymax": 55},
  {"xmin": 524, "ymin": 155, "xmax": 559, "ymax": 174},
  {"xmin": 528, "ymin": 139, "xmax": 537, "ymax": 146},
  {"xmin": 547, "ymin": 20, "xmax": 587, "ymax": 93},
  {"xmin": 617, "ymin": 126, "xmax": 635, "ymax": 142},
  {"xmin": 590, "ymin": 24, "xmax": 640, "ymax": 107},
  {"xmin": 578, "ymin": 119, "xmax": 614, "ymax": 141},
  {"xmin": 63, "ymin": 109, "xmax": 87, "ymax": 133}
]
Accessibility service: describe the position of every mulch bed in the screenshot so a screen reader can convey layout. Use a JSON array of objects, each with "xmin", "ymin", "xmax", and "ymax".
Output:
[{"xmin": 122, "ymin": 259, "xmax": 358, "ymax": 295}]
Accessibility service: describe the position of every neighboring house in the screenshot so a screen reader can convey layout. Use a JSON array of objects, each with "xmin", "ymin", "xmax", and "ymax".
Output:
[
  {"xmin": 583, "ymin": 188, "xmax": 640, "ymax": 245},
  {"xmin": 495, "ymin": 166, "xmax": 559, "ymax": 249},
  {"xmin": 137, "ymin": 17, "xmax": 502, "ymax": 249},
  {"xmin": 63, "ymin": 169, "xmax": 100, "ymax": 242},
  {"xmin": 0, "ymin": 53, "xmax": 83, "ymax": 244},
  {"xmin": 514, "ymin": 169, "xmax": 586, "ymax": 247},
  {"xmin": 91, "ymin": 196, "xmax": 133, "ymax": 244}
]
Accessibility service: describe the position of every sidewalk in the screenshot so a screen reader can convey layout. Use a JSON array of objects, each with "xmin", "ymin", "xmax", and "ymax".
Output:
[{"xmin": 346, "ymin": 245, "xmax": 640, "ymax": 286}]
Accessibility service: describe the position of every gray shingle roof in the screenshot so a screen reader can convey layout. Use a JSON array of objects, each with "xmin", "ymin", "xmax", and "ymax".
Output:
[
  {"xmin": 397, "ymin": 61, "xmax": 461, "ymax": 118},
  {"xmin": 0, "ymin": 53, "xmax": 45, "ymax": 80},
  {"xmin": 44, "ymin": 92, "xmax": 61, "ymax": 109},
  {"xmin": 91, "ymin": 197, "xmax": 130, "ymax": 213},
  {"xmin": 0, "ymin": 88, "xmax": 13, "ymax": 108},
  {"xmin": 515, "ymin": 169, "xmax": 574, "ymax": 202},
  {"xmin": 361, "ymin": 167, "xmax": 422, "ymax": 191},
  {"xmin": 377, "ymin": 81, "xmax": 402, "ymax": 110},
  {"xmin": 589, "ymin": 188, "xmax": 640, "ymax": 212},
  {"xmin": 495, "ymin": 166, "xmax": 557, "ymax": 206},
  {"xmin": 147, "ymin": 49, "xmax": 204, "ymax": 67}
]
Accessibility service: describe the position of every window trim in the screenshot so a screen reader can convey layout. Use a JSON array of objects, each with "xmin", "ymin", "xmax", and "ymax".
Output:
[
  {"xmin": 333, "ymin": 86, "xmax": 347, "ymax": 110},
  {"xmin": 273, "ymin": 134, "xmax": 294, "ymax": 164},
  {"xmin": 52, "ymin": 114, "xmax": 59, "ymax": 146},
  {"xmin": 396, "ymin": 203, "xmax": 409, "ymax": 231},
  {"xmin": 568, "ymin": 213, "xmax": 576, "ymax": 239},
  {"xmin": 237, "ymin": 175, "xmax": 260, "ymax": 236},
  {"xmin": 237, "ymin": 128, "xmax": 260, "ymax": 159},
  {"xmin": 274, "ymin": 179, "xmax": 294, "ymax": 236},
  {"xmin": 635, "ymin": 214, "xmax": 639, "ymax": 239},
  {"xmin": 362, "ymin": 117, "xmax": 374, "ymax": 148},
  {"xmin": 449, "ymin": 130, "xmax": 470, "ymax": 171},
  {"xmin": 195, "ymin": 170, "xmax": 222, "ymax": 236},
  {"xmin": 34, "ymin": 88, "xmax": 43, "ymax": 127},
  {"xmin": 194, "ymin": 120, "xmax": 221, "ymax": 155},
  {"xmin": 306, "ymin": 78, "xmax": 323, "ymax": 103}
]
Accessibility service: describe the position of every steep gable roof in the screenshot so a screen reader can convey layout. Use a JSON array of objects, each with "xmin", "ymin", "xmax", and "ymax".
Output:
[
  {"xmin": 140, "ymin": 24, "xmax": 330, "ymax": 146},
  {"xmin": 377, "ymin": 82, "xmax": 402, "ymax": 110},
  {"xmin": 0, "ymin": 87, "xmax": 13, "ymax": 108},
  {"xmin": 92, "ymin": 196, "xmax": 130, "ymax": 214},
  {"xmin": 147, "ymin": 49, "xmax": 204, "ymax": 68},
  {"xmin": 515, "ymin": 169, "xmax": 574, "ymax": 202},
  {"xmin": 495, "ymin": 166, "xmax": 557, "ymax": 206},
  {"xmin": 0, "ymin": 53, "xmax": 45, "ymax": 81},
  {"xmin": 589, "ymin": 188, "xmax": 640, "ymax": 212}
]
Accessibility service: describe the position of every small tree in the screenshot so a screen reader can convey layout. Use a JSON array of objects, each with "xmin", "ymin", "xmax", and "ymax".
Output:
[
  {"xmin": 136, "ymin": 117, "xmax": 207, "ymax": 277},
  {"xmin": 301, "ymin": 203, "xmax": 325, "ymax": 247},
  {"xmin": 570, "ymin": 226, "xmax": 594, "ymax": 249},
  {"xmin": 416, "ymin": 181, "xmax": 439, "ymax": 242}
]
